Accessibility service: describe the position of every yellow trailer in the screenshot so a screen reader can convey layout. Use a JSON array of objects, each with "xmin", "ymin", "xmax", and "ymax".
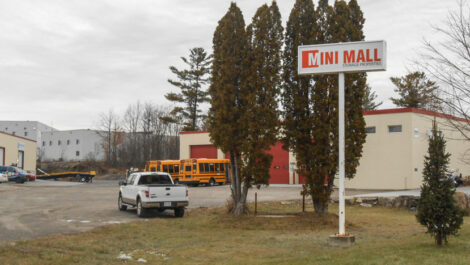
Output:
[{"xmin": 36, "ymin": 171, "xmax": 96, "ymax": 182}]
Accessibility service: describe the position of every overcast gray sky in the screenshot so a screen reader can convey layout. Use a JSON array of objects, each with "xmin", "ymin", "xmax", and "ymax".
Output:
[{"xmin": 0, "ymin": 0, "xmax": 456, "ymax": 130}]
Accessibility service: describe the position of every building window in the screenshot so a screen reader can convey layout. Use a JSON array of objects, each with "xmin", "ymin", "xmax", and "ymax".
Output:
[
  {"xmin": 24, "ymin": 132, "xmax": 28, "ymax": 137},
  {"xmin": 365, "ymin": 126, "xmax": 376, "ymax": 134},
  {"xmin": 76, "ymin": 151, "xmax": 80, "ymax": 157},
  {"xmin": 42, "ymin": 141, "xmax": 45, "ymax": 146},
  {"xmin": 67, "ymin": 140, "xmax": 70, "ymax": 145},
  {"xmin": 49, "ymin": 141, "xmax": 52, "ymax": 146},
  {"xmin": 388, "ymin": 125, "xmax": 402, "ymax": 133},
  {"xmin": 18, "ymin": 151, "xmax": 24, "ymax": 169},
  {"xmin": 76, "ymin": 139, "xmax": 80, "ymax": 145},
  {"xmin": 58, "ymin": 140, "xmax": 61, "ymax": 145}
]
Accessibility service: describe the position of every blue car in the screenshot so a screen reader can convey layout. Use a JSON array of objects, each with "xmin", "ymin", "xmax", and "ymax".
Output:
[{"xmin": 0, "ymin": 166, "xmax": 28, "ymax": 183}]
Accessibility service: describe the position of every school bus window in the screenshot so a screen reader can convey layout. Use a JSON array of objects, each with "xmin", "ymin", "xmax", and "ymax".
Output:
[
  {"xmin": 169, "ymin": 165, "xmax": 174, "ymax": 173},
  {"xmin": 193, "ymin": 163, "xmax": 197, "ymax": 172},
  {"xmin": 151, "ymin": 167, "xmax": 156, "ymax": 172},
  {"xmin": 209, "ymin": 163, "xmax": 214, "ymax": 172},
  {"xmin": 215, "ymin": 163, "xmax": 220, "ymax": 172},
  {"xmin": 220, "ymin": 163, "xmax": 225, "ymax": 172},
  {"xmin": 163, "ymin": 165, "xmax": 168, "ymax": 172},
  {"xmin": 204, "ymin": 163, "xmax": 209, "ymax": 172},
  {"xmin": 157, "ymin": 165, "xmax": 160, "ymax": 171},
  {"xmin": 199, "ymin": 163, "xmax": 204, "ymax": 172},
  {"xmin": 185, "ymin": 165, "xmax": 191, "ymax": 171},
  {"xmin": 174, "ymin": 165, "xmax": 179, "ymax": 173}
]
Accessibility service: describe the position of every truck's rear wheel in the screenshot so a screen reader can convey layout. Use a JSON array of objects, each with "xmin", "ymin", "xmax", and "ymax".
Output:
[
  {"xmin": 136, "ymin": 199, "xmax": 147, "ymax": 218},
  {"xmin": 174, "ymin": 207, "xmax": 185, "ymax": 218},
  {"xmin": 118, "ymin": 194, "xmax": 127, "ymax": 211}
]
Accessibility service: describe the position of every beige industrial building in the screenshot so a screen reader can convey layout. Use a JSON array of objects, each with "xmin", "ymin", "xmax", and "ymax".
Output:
[
  {"xmin": 0, "ymin": 131, "xmax": 36, "ymax": 170},
  {"xmin": 179, "ymin": 108, "xmax": 470, "ymax": 190}
]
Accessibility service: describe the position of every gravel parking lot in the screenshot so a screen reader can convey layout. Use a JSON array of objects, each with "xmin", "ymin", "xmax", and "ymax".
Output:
[
  {"xmin": 0, "ymin": 180, "xmax": 303, "ymax": 243},
  {"xmin": 0, "ymin": 179, "xmax": 375, "ymax": 244}
]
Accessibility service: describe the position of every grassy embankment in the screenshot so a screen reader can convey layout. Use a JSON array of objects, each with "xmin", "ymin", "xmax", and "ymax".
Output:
[{"xmin": 1, "ymin": 201, "xmax": 469, "ymax": 265}]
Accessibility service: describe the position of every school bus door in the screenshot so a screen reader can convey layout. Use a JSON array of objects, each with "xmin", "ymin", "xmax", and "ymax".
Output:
[{"xmin": 184, "ymin": 162, "xmax": 192, "ymax": 181}]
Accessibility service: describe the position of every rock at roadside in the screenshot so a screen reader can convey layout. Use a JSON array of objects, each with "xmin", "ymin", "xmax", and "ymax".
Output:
[{"xmin": 454, "ymin": 191, "xmax": 470, "ymax": 216}]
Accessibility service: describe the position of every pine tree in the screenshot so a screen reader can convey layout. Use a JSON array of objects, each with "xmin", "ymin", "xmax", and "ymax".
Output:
[
  {"xmin": 163, "ymin": 47, "xmax": 211, "ymax": 131},
  {"xmin": 416, "ymin": 120, "xmax": 464, "ymax": 246},
  {"xmin": 390, "ymin": 71, "xmax": 439, "ymax": 110},
  {"xmin": 362, "ymin": 84, "xmax": 382, "ymax": 110}
]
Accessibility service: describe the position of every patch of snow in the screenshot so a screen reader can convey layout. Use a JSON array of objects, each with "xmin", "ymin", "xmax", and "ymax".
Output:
[
  {"xmin": 103, "ymin": 221, "xmax": 124, "ymax": 224},
  {"xmin": 137, "ymin": 258, "xmax": 147, "ymax": 263},
  {"xmin": 147, "ymin": 251, "xmax": 167, "ymax": 257},
  {"xmin": 80, "ymin": 220, "xmax": 91, "ymax": 223},
  {"xmin": 117, "ymin": 252, "xmax": 132, "ymax": 260},
  {"xmin": 66, "ymin": 220, "xmax": 74, "ymax": 223}
]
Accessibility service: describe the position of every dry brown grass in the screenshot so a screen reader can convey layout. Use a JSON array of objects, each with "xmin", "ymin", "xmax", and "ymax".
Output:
[{"xmin": 0, "ymin": 200, "xmax": 469, "ymax": 265}]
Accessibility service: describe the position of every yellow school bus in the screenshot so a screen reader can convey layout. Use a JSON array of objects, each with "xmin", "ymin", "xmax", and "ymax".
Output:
[
  {"xmin": 179, "ymin": 158, "xmax": 231, "ymax": 186},
  {"xmin": 144, "ymin": 160, "xmax": 181, "ymax": 181}
]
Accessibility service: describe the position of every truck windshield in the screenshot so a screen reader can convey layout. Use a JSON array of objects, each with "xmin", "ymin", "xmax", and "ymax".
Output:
[{"xmin": 138, "ymin": 174, "xmax": 172, "ymax": 185}]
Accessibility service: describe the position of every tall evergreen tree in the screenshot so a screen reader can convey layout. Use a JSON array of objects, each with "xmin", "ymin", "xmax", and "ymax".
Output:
[
  {"xmin": 209, "ymin": 3, "xmax": 250, "ymax": 215},
  {"xmin": 163, "ymin": 47, "xmax": 211, "ymax": 131},
  {"xmin": 281, "ymin": 0, "xmax": 319, "ymax": 209},
  {"xmin": 309, "ymin": 0, "xmax": 337, "ymax": 213},
  {"xmin": 242, "ymin": 2, "xmax": 283, "ymax": 187},
  {"xmin": 342, "ymin": 0, "xmax": 367, "ymax": 182},
  {"xmin": 390, "ymin": 71, "xmax": 439, "ymax": 110},
  {"xmin": 362, "ymin": 84, "xmax": 382, "ymax": 110},
  {"xmin": 282, "ymin": 0, "xmax": 367, "ymax": 213},
  {"xmin": 417, "ymin": 120, "xmax": 464, "ymax": 246},
  {"xmin": 209, "ymin": 2, "xmax": 282, "ymax": 215}
]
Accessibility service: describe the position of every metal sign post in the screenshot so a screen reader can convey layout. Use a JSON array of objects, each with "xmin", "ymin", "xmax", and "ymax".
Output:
[
  {"xmin": 297, "ymin": 40, "xmax": 387, "ymax": 245},
  {"xmin": 338, "ymin": 72, "xmax": 345, "ymax": 235}
]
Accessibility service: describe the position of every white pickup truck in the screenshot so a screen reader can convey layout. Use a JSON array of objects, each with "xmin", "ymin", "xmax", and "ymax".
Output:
[{"xmin": 118, "ymin": 172, "xmax": 189, "ymax": 218}]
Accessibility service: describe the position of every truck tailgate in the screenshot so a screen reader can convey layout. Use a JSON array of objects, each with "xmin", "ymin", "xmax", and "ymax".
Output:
[{"xmin": 149, "ymin": 185, "xmax": 187, "ymax": 202}]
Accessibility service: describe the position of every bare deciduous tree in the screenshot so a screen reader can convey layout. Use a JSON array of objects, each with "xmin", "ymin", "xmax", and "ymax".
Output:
[
  {"xmin": 419, "ymin": 0, "xmax": 470, "ymax": 141},
  {"xmin": 97, "ymin": 109, "xmax": 121, "ymax": 166},
  {"xmin": 96, "ymin": 102, "xmax": 181, "ymax": 168}
]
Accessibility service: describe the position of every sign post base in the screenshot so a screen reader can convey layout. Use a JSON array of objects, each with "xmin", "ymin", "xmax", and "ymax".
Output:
[{"xmin": 328, "ymin": 234, "xmax": 356, "ymax": 247}]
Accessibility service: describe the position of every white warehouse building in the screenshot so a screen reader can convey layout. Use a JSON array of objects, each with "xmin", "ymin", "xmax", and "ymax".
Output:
[
  {"xmin": 0, "ymin": 120, "xmax": 56, "ymax": 145},
  {"xmin": 40, "ymin": 129, "xmax": 105, "ymax": 161}
]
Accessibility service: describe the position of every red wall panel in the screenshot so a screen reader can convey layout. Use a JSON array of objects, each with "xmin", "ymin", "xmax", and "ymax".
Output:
[{"xmin": 201, "ymin": 142, "xmax": 290, "ymax": 184}]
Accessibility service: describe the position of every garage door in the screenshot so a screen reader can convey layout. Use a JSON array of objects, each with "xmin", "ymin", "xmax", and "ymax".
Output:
[
  {"xmin": 267, "ymin": 141, "xmax": 289, "ymax": 184},
  {"xmin": 190, "ymin": 145, "xmax": 218, "ymax": 159}
]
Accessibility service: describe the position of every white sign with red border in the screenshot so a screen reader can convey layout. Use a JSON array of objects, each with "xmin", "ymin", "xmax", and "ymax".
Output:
[{"xmin": 298, "ymin": 40, "xmax": 386, "ymax": 75}]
